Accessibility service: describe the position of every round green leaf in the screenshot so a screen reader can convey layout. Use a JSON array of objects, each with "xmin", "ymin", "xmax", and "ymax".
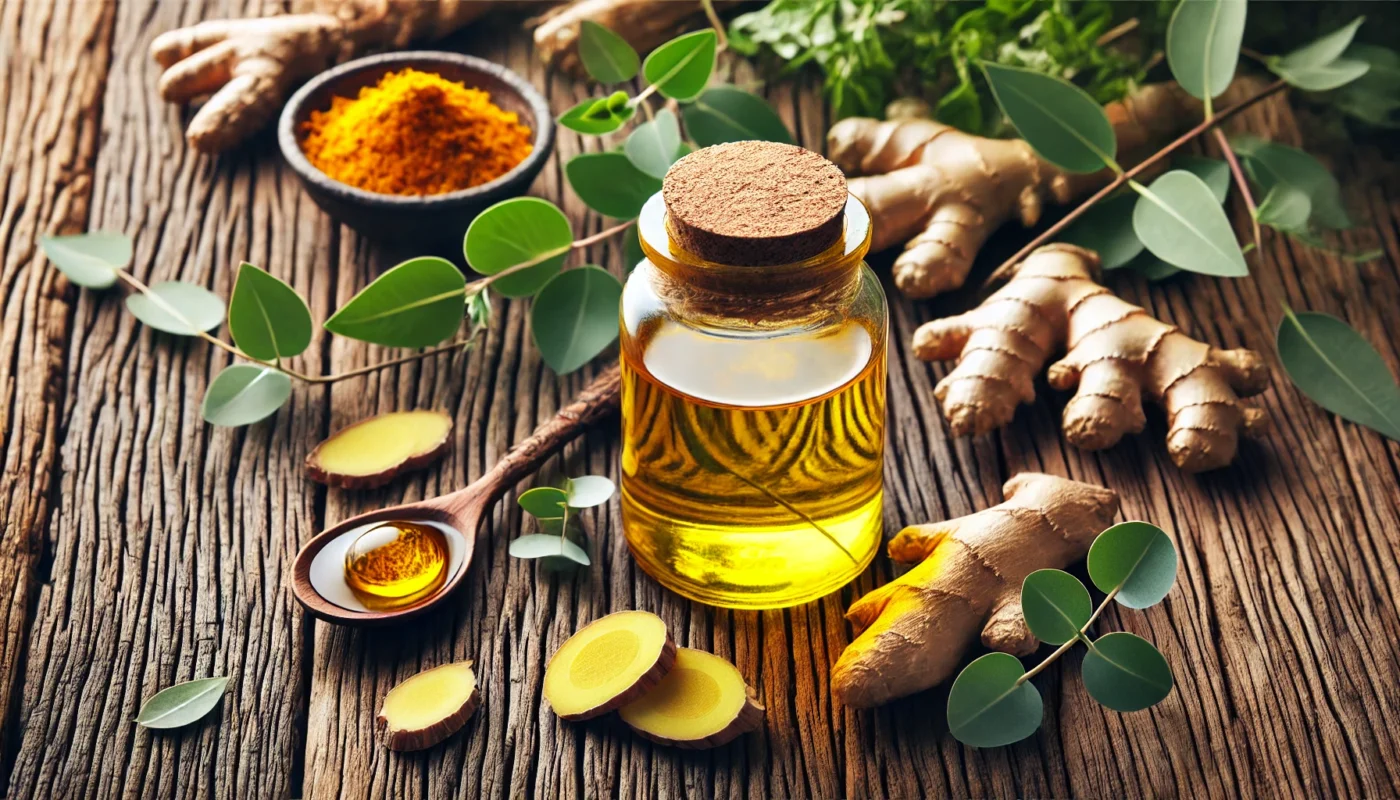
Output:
[
  {"xmin": 125, "ymin": 281, "xmax": 226, "ymax": 335},
  {"xmin": 39, "ymin": 232, "xmax": 130, "ymax": 288},
  {"xmin": 946, "ymin": 652, "xmax": 1043, "ymax": 748},
  {"xmin": 530, "ymin": 266, "xmax": 622, "ymax": 374},
  {"xmin": 323, "ymin": 257, "xmax": 465, "ymax": 347},
  {"xmin": 201, "ymin": 365, "xmax": 292, "ymax": 427},
  {"xmin": 979, "ymin": 61, "xmax": 1117, "ymax": 174},
  {"xmin": 579, "ymin": 20, "xmax": 640, "ymax": 84},
  {"xmin": 1176, "ymin": 156, "xmax": 1230, "ymax": 204},
  {"xmin": 464, "ymin": 197, "xmax": 573, "ymax": 298},
  {"xmin": 1082, "ymin": 633, "xmax": 1173, "ymax": 712},
  {"xmin": 642, "ymin": 29, "xmax": 717, "ymax": 102},
  {"xmin": 136, "ymin": 677, "xmax": 229, "ymax": 730},
  {"xmin": 509, "ymin": 533, "xmax": 590, "ymax": 565},
  {"xmin": 1021, "ymin": 569, "xmax": 1092, "ymax": 646},
  {"xmin": 1132, "ymin": 170, "xmax": 1249, "ymax": 278},
  {"xmin": 1232, "ymin": 136, "xmax": 1350, "ymax": 230},
  {"xmin": 681, "ymin": 86, "xmax": 793, "ymax": 147},
  {"xmin": 566, "ymin": 475, "xmax": 615, "ymax": 509},
  {"xmin": 565, "ymin": 152, "xmax": 662, "ymax": 219},
  {"xmin": 1087, "ymin": 521, "xmax": 1178, "ymax": 609},
  {"xmin": 1276, "ymin": 310, "xmax": 1400, "ymax": 441},
  {"xmin": 228, "ymin": 262, "xmax": 313, "ymax": 360},
  {"xmin": 624, "ymin": 109, "xmax": 683, "ymax": 179},
  {"xmin": 518, "ymin": 486, "xmax": 569, "ymax": 518},
  {"xmin": 1058, "ymin": 193, "xmax": 1143, "ymax": 270},
  {"xmin": 558, "ymin": 95, "xmax": 636, "ymax": 135},
  {"xmin": 1166, "ymin": 0, "xmax": 1246, "ymax": 102},
  {"xmin": 1255, "ymin": 185, "xmax": 1312, "ymax": 232}
]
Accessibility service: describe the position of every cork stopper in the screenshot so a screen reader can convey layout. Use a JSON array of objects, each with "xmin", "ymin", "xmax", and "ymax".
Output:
[{"xmin": 661, "ymin": 141, "xmax": 848, "ymax": 267}]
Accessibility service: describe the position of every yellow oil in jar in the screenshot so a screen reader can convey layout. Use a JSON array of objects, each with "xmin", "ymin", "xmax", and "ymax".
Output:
[
  {"xmin": 620, "ymin": 315, "xmax": 886, "ymax": 609},
  {"xmin": 343, "ymin": 521, "xmax": 449, "ymax": 610}
]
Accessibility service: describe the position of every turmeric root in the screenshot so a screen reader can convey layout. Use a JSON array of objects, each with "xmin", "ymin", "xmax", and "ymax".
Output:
[
  {"xmin": 914, "ymin": 244, "xmax": 1269, "ymax": 472},
  {"xmin": 544, "ymin": 610, "xmax": 677, "ymax": 721},
  {"xmin": 618, "ymin": 648, "xmax": 764, "ymax": 749},
  {"xmin": 305, "ymin": 410, "xmax": 453, "ymax": 489},
  {"xmin": 826, "ymin": 83, "xmax": 1197, "ymax": 299},
  {"xmin": 151, "ymin": 1, "xmax": 493, "ymax": 152},
  {"xmin": 533, "ymin": 0, "xmax": 737, "ymax": 75},
  {"xmin": 377, "ymin": 660, "xmax": 481, "ymax": 751},
  {"xmin": 831, "ymin": 473, "xmax": 1119, "ymax": 708}
]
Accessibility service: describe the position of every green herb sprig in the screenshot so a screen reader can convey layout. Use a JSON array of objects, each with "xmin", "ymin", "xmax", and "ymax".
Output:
[{"xmin": 511, "ymin": 475, "xmax": 616, "ymax": 568}]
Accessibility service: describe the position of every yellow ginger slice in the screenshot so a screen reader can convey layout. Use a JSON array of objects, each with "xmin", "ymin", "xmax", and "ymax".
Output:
[
  {"xmin": 377, "ymin": 660, "xmax": 480, "ymax": 751},
  {"xmin": 305, "ymin": 410, "xmax": 452, "ymax": 489},
  {"xmin": 544, "ymin": 611, "xmax": 677, "ymax": 721},
  {"xmin": 619, "ymin": 648, "xmax": 765, "ymax": 749}
]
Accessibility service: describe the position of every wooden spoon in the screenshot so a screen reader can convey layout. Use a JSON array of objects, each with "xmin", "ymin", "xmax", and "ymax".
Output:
[{"xmin": 292, "ymin": 365, "xmax": 621, "ymax": 626}]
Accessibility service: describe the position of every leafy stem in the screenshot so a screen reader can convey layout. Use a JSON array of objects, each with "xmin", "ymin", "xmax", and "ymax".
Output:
[
  {"xmin": 700, "ymin": 0, "xmax": 729, "ymax": 53},
  {"xmin": 1015, "ymin": 585, "xmax": 1121, "ymax": 686},
  {"xmin": 1211, "ymin": 126, "xmax": 1262, "ymax": 250}
]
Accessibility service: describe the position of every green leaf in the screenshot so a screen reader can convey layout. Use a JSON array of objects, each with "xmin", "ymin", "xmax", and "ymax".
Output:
[
  {"xmin": 1268, "ymin": 18, "xmax": 1370, "ymax": 93},
  {"xmin": 227, "ymin": 262, "xmax": 312, "ymax": 360},
  {"xmin": 979, "ymin": 61, "xmax": 1117, "ymax": 174},
  {"xmin": 1276, "ymin": 15, "xmax": 1365, "ymax": 71},
  {"xmin": 136, "ymin": 677, "xmax": 229, "ymax": 730},
  {"xmin": 1082, "ymin": 633, "xmax": 1173, "ymax": 712},
  {"xmin": 125, "ymin": 281, "xmax": 226, "ymax": 336},
  {"xmin": 1254, "ymin": 185, "xmax": 1312, "ymax": 232},
  {"xmin": 467, "ymin": 289, "xmax": 492, "ymax": 329},
  {"xmin": 1276, "ymin": 309, "xmax": 1400, "ymax": 441},
  {"xmin": 1176, "ymin": 156, "xmax": 1230, "ymax": 204},
  {"xmin": 201, "ymin": 365, "xmax": 292, "ymax": 427},
  {"xmin": 1087, "ymin": 521, "xmax": 1178, "ymax": 609},
  {"xmin": 558, "ymin": 94, "xmax": 636, "ymax": 135},
  {"xmin": 1128, "ymin": 253, "xmax": 1183, "ymax": 282},
  {"xmin": 946, "ymin": 652, "xmax": 1043, "ymax": 748},
  {"xmin": 1165, "ymin": 0, "xmax": 1246, "ymax": 102},
  {"xmin": 1131, "ymin": 170, "xmax": 1248, "ymax": 277},
  {"xmin": 518, "ymin": 486, "xmax": 569, "ymax": 518},
  {"xmin": 566, "ymin": 475, "xmax": 615, "ymax": 509},
  {"xmin": 464, "ymin": 197, "xmax": 573, "ymax": 298},
  {"xmin": 642, "ymin": 29, "xmax": 717, "ymax": 102},
  {"xmin": 323, "ymin": 257, "xmax": 465, "ymax": 347},
  {"xmin": 1335, "ymin": 44, "xmax": 1400, "ymax": 128},
  {"xmin": 1021, "ymin": 569, "xmax": 1092, "ymax": 645},
  {"xmin": 508, "ymin": 533, "xmax": 591, "ymax": 565},
  {"xmin": 624, "ymin": 109, "xmax": 683, "ymax": 179},
  {"xmin": 565, "ymin": 152, "xmax": 662, "ymax": 219},
  {"xmin": 1231, "ymin": 136, "xmax": 1350, "ymax": 230},
  {"xmin": 1058, "ymin": 193, "xmax": 1142, "ymax": 269},
  {"xmin": 530, "ymin": 266, "xmax": 623, "ymax": 374},
  {"xmin": 1271, "ymin": 58, "xmax": 1370, "ymax": 92},
  {"xmin": 39, "ymin": 232, "xmax": 130, "ymax": 288},
  {"xmin": 681, "ymin": 86, "xmax": 793, "ymax": 148},
  {"xmin": 579, "ymin": 20, "xmax": 640, "ymax": 84}
]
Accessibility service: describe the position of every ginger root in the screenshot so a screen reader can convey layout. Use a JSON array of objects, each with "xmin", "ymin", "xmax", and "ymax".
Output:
[
  {"xmin": 305, "ymin": 410, "xmax": 453, "ymax": 489},
  {"xmin": 532, "ymin": 0, "xmax": 737, "ymax": 75},
  {"xmin": 378, "ymin": 660, "xmax": 481, "ymax": 751},
  {"xmin": 151, "ymin": 1, "xmax": 492, "ymax": 152},
  {"xmin": 827, "ymin": 83, "xmax": 1197, "ymax": 299},
  {"xmin": 915, "ymin": 244, "xmax": 1269, "ymax": 472},
  {"xmin": 544, "ymin": 610, "xmax": 677, "ymax": 721},
  {"xmin": 831, "ymin": 473, "xmax": 1119, "ymax": 708},
  {"xmin": 619, "ymin": 647, "xmax": 764, "ymax": 750}
]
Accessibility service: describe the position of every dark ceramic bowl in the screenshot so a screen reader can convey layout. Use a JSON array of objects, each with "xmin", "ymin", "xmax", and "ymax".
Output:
[{"xmin": 278, "ymin": 51, "xmax": 554, "ymax": 245}]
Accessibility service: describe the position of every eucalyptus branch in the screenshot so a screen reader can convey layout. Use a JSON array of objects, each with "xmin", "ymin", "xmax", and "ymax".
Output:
[
  {"xmin": 701, "ymin": 0, "xmax": 729, "ymax": 53},
  {"xmin": 1212, "ymin": 127, "xmax": 1262, "ymax": 250},
  {"xmin": 1014, "ymin": 585, "xmax": 1122, "ymax": 686}
]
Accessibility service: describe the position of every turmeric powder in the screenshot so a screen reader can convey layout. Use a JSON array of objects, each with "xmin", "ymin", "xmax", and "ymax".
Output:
[{"xmin": 301, "ymin": 68, "xmax": 533, "ymax": 196}]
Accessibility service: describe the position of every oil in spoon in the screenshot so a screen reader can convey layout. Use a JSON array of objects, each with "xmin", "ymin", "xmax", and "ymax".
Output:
[{"xmin": 343, "ymin": 521, "xmax": 449, "ymax": 610}]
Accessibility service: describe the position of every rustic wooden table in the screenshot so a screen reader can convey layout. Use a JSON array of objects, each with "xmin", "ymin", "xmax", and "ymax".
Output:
[{"xmin": 4, "ymin": 4, "xmax": 1399, "ymax": 799}]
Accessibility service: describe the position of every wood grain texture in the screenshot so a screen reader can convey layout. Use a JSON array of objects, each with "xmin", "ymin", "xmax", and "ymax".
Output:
[{"xmin": 1, "ymin": 8, "xmax": 1399, "ymax": 800}]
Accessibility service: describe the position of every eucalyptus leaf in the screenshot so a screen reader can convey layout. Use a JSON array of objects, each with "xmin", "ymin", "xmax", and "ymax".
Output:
[
  {"xmin": 39, "ymin": 232, "xmax": 130, "ymax": 288},
  {"xmin": 530, "ymin": 266, "xmax": 623, "ymax": 374},
  {"xmin": 464, "ymin": 197, "xmax": 573, "ymax": 298},
  {"xmin": 1125, "ymin": 252, "xmax": 1183, "ymax": 282},
  {"xmin": 1270, "ymin": 58, "xmax": 1370, "ymax": 93},
  {"xmin": 1269, "ymin": 18, "xmax": 1370, "ymax": 94},
  {"xmin": 1087, "ymin": 521, "xmax": 1178, "ymax": 609},
  {"xmin": 1275, "ymin": 16, "xmax": 1365, "ymax": 71},
  {"xmin": 1276, "ymin": 310, "xmax": 1400, "ymax": 441},
  {"xmin": 323, "ymin": 257, "xmax": 465, "ymax": 347},
  {"xmin": 1021, "ymin": 569, "xmax": 1092, "ymax": 645},
  {"xmin": 125, "ymin": 281, "xmax": 227, "ymax": 336},
  {"xmin": 136, "ymin": 676, "xmax": 230, "ymax": 730},
  {"xmin": 946, "ymin": 652, "xmax": 1043, "ymax": 748},
  {"xmin": 1176, "ymin": 156, "xmax": 1230, "ymax": 204},
  {"xmin": 1165, "ymin": 0, "xmax": 1246, "ymax": 103},
  {"xmin": 201, "ymin": 365, "xmax": 292, "ymax": 427},
  {"xmin": 642, "ymin": 29, "xmax": 717, "ymax": 102},
  {"xmin": 518, "ymin": 486, "xmax": 569, "ymax": 518},
  {"xmin": 579, "ymin": 20, "xmax": 640, "ymax": 84},
  {"xmin": 558, "ymin": 93, "xmax": 636, "ymax": 135},
  {"xmin": 1132, "ymin": 170, "xmax": 1249, "ymax": 278},
  {"xmin": 979, "ymin": 61, "xmax": 1117, "ymax": 174},
  {"xmin": 509, "ymin": 533, "xmax": 591, "ymax": 565},
  {"xmin": 681, "ymin": 86, "xmax": 793, "ymax": 147},
  {"xmin": 566, "ymin": 475, "xmax": 616, "ymax": 509},
  {"xmin": 625, "ymin": 109, "xmax": 683, "ymax": 179},
  {"xmin": 1334, "ymin": 44, "xmax": 1400, "ymax": 128},
  {"xmin": 1254, "ymin": 185, "xmax": 1312, "ymax": 232},
  {"xmin": 565, "ymin": 152, "xmax": 662, "ymax": 219},
  {"xmin": 1082, "ymin": 633, "xmax": 1173, "ymax": 712},
  {"xmin": 228, "ymin": 262, "xmax": 313, "ymax": 360},
  {"xmin": 1058, "ymin": 193, "xmax": 1142, "ymax": 269},
  {"xmin": 1231, "ymin": 135, "xmax": 1350, "ymax": 230}
]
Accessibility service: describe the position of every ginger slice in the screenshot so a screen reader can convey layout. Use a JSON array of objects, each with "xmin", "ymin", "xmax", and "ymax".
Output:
[
  {"xmin": 377, "ymin": 660, "xmax": 480, "ymax": 751},
  {"xmin": 544, "ymin": 611, "xmax": 677, "ymax": 721},
  {"xmin": 305, "ymin": 410, "xmax": 452, "ymax": 489},
  {"xmin": 619, "ymin": 648, "xmax": 765, "ymax": 749}
]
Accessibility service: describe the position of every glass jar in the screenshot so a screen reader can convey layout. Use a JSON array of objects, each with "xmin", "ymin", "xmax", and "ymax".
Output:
[{"xmin": 619, "ymin": 180, "xmax": 888, "ymax": 610}]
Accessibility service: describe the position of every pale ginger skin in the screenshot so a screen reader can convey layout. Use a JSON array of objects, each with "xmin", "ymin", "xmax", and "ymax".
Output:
[
  {"xmin": 915, "ymin": 244, "xmax": 1269, "ymax": 472},
  {"xmin": 831, "ymin": 473, "xmax": 1120, "ymax": 708},
  {"xmin": 827, "ymin": 83, "xmax": 1197, "ymax": 299}
]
